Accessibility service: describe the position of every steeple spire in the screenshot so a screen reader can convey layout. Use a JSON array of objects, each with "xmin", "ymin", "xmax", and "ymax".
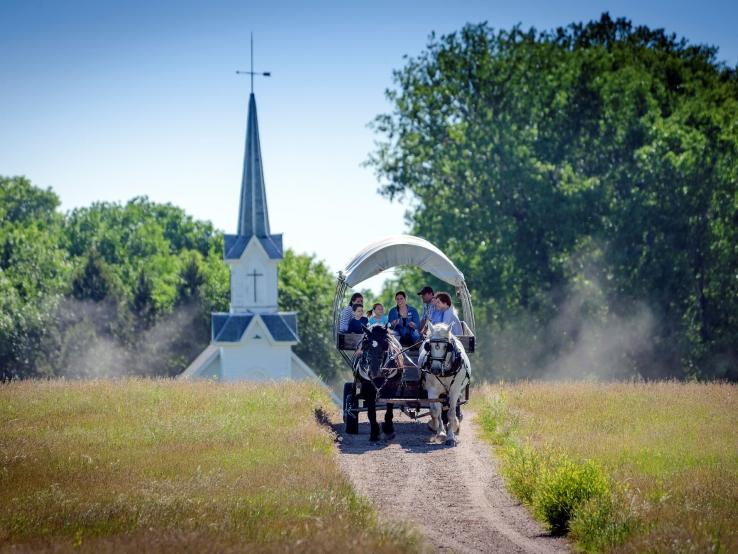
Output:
[
  {"xmin": 237, "ymin": 94, "xmax": 271, "ymax": 236},
  {"xmin": 235, "ymin": 34, "xmax": 272, "ymax": 237}
]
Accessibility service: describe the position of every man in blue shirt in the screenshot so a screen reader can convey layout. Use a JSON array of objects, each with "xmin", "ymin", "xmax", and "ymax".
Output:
[{"xmin": 418, "ymin": 286, "xmax": 436, "ymax": 333}]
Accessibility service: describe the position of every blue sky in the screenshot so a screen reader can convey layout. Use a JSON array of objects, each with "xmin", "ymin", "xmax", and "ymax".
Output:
[{"xmin": 2, "ymin": 0, "xmax": 736, "ymax": 291}]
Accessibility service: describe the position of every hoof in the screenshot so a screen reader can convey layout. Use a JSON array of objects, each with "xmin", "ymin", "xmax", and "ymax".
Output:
[
  {"xmin": 430, "ymin": 434, "xmax": 447, "ymax": 445},
  {"xmin": 369, "ymin": 434, "xmax": 380, "ymax": 443},
  {"xmin": 384, "ymin": 431, "xmax": 396, "ymax": 441},
  {"xmin": 445, "ymin": 437, "xmax": 458, "ymax": 446}
]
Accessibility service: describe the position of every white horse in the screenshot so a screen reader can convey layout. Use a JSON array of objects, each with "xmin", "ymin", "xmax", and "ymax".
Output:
[{"xmin": 418, "ymin": 322, "xmax": 471, "ymax": 446}]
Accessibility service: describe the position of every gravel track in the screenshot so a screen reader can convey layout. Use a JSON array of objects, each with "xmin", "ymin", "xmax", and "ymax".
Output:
[{"xmin": 335, "ymin": 411, "xmax": 569, "ymax": 554}]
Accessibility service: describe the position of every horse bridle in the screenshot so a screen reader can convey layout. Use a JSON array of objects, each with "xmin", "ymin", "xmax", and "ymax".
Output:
[
  {"xmin": 423, "ymin": 337, "xmax": 462, "ymax": 377},
  {"xmin": 421, "ymin": 336, "xmax": 469, "ymax": 402}
]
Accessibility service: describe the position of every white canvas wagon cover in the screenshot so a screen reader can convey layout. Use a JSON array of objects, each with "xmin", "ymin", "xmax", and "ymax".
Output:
[
  {"xmin": 334, "ymin": 235, "xmax": 475, "ymax": 345},
  {"xmin": 341, "ymin": 235, "xmax": 465, "ymax": 287}
]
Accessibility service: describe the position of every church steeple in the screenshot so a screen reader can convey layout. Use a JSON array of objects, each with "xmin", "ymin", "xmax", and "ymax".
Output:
[
  {"xmin": 237, "ymin": 93, "xmax": 271, "ymax": 237},
  {"xmin": 223, "ymin": 41, "xmax": 282, "ymax": 313}
]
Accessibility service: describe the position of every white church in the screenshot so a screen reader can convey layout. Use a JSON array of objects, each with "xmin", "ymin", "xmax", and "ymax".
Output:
[{"xmin": 180, "ymin": 87, "xmax": 321, "ymax": 383}]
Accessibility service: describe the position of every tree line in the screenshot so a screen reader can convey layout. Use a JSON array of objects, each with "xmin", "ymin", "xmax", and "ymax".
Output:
[
  {"xmin": 0, "ymin": 176, "xmax": 344, "ymax": 382},
  {"xmin": 3, "ymin": 14, "xmax": 736, "ymax": 382},
  {"xmin": 368, "ymin": 14, "xmax": 737, "ymax": 380}
]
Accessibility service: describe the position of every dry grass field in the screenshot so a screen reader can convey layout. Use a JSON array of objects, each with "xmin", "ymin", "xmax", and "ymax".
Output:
[
  {"xmin": 473, "ymin": 381, "xmax": 738, "ymax": 553},
  {"xmin": 0, "ymin": 379, "xmax": 420, "ymax": 553}
]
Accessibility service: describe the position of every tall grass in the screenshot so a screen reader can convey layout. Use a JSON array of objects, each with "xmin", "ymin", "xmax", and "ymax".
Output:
[
  {"xmin": 473, "ymin": 382, "xmax": 738, "ymax": 553},
  {"xmin": 0, "ymin": 379, "xmax": 420, "ymax": 553}
]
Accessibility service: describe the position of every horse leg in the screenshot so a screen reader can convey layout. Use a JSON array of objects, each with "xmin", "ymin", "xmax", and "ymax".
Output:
[
  {"xmin": 427, "ymin": 384, "xmax": 446, "ymax": 444},
  {"xmin": 383, "ymin": 402, "xmax": 395, "ymax": 439},
  {"xmin": 445, "ymin": 388, "xmax": 461, "ymax": 446},
  {"xmin": 432, "ymin": 403, "xmax": 447, "ymax": 444},
  {"xmin": 363, "ymin": 379, "xmax": 380, "ymax": 442}
]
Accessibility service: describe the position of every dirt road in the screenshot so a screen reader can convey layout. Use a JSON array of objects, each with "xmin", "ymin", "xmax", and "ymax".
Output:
[{"xmin": 335, "ymin": 411, "xmax": 569, "ymax": 554}]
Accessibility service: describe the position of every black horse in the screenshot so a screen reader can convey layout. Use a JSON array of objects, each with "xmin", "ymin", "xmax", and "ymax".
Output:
[{"xmin": 353, "ymin": 324, "xmax": 403, "ymax": 442}]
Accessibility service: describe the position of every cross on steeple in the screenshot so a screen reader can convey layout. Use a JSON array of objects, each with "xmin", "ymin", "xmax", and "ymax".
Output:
[
  {"xmin": 236, "ymin": 33, "xmax": 271, "ymax": 93},
  {"xmin": 247, "ymin": 269, "xmax": 263, "ymax": 302}
]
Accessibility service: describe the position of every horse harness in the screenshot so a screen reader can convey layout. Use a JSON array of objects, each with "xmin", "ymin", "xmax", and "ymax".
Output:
[
  {"xmin": 356, "ymin": 342, "xmax": 400, "ymax": 401},
  {"xmin": 421, "ymin": 337, "xmax": 470, "ymax": 399}
]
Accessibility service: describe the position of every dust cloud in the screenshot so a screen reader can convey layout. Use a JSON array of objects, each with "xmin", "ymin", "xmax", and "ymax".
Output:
[{"xmin": 49, "ymin": 299, "xmax": 208, "ymax": 378}]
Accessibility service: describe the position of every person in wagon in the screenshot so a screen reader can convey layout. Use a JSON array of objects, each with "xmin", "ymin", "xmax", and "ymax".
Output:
[
  {"xmin": 417, "ymin": 285, "xmax": 437, "ymax": 333},
  {"xmin": 347, "ymin": 303, "xmax": 369, "ymax": 334},
  {"xmin": 388, "ymin": 290, "xmax": 421, "ymax": 345},
  {"xmin": 367, "ymin": 302, "xmax": 388, "ymax": 326},
  {"xmin": 339, "ymin": 292, "xmax": 364, "ymax": 332},
  {"xmin": 430, "ymin": 291, "xmax": 462, "ymax": 335}
]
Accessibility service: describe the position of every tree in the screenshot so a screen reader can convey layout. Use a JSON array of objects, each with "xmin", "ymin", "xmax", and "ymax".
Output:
[
  {"xmin": 368, "ymin": 14, "xmax": 738, "ymax": 379},
  {"xmin": 0, "ymin": 176, "xmax": 60, "ymax": 225},
  {"xmin": 0, "ymin": 177, "xmax": 70, "ymax": 379},
  {"xmin": 131, "ymin": 269, "xmax": 156, "ymax": 329},
  {"xmin": 278, "ymin": 250, "xmax": 346, "ymax": 384},
  {"xmin": 72, "ymin": 252, "xmax": 115, "ymax": 302}
]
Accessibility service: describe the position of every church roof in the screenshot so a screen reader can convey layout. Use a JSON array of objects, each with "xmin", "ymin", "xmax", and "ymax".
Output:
[
  {"xmin": 211, "ymin": 312, "xmax": 298, "ymax": 343},
  {"xmin": 261, "ymin": 313, "xmax": 298, "ymax": 342},
  {"xmin": 238, "ymin": 93, "xmax": 272, "ymax": 239},
  {"xmin": 212, "ymin": 314, "xmax": 253, "ymax": 342},
  {"xmin": 223, "ymin": 233, "xmax": 283, "ymax": 260}
]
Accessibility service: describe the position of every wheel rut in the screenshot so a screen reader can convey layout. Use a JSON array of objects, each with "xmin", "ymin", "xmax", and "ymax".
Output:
[{"xmin": 335, "ymin": 411, "xmax": 569, "ymax": 553}]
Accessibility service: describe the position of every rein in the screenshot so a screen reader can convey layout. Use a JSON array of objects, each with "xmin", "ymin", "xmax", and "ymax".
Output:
[{"xmin": 385, "ymin": 339, "xmax": 424, "ymax": 368}]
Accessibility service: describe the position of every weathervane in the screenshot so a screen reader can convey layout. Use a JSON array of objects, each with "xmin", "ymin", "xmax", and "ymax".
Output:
[{"xmin": 236, "ymin": 32, "xmax": 271, "ymax": 93}]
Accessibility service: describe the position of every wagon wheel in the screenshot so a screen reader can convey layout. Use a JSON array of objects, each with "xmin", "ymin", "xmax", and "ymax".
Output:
[{"xmin": 343, "ymin": 382, "xmax": 359, "ymax": 434}]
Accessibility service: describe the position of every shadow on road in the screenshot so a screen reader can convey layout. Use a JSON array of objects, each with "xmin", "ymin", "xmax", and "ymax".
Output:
[{"xmin": 330, "ymin": 413, "xmax": 456, "ymax": 455}]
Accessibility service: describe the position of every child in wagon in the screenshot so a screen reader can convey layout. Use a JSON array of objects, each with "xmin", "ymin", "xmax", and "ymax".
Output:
[
  {"xmin": 367, "ymin": 303, "xmax": 388, "ymax": 326},
  {"xmin": 347, "ymin": 303, "xmax": 369, "ymax": 334}
]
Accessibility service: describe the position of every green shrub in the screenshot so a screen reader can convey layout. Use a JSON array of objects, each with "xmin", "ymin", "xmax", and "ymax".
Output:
[
  {"xmin": 478, "ymin": 394, "xmax": 517, "ymax": 444},
  {"xmin": 569, "ymin": 489, "xmax": 643, "ymax": 552},
  {"xmin": 533, "ymin": 458, "xmax": 611, "ymax": 535},
  {"xmin": 500, "ymin": 444, "xmax": 542, "ymax": 504}
]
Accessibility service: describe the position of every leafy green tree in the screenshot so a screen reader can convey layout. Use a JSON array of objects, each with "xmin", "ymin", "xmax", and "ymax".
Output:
[
  {"xmin": 278, "ymin": 249, "xmax": 346, "ymax": 384},
  {"xmin": 72, "ymin": 252, "xmax": 116, "ymax": 302},
  {"xmin": 0, "ymin": 177, "xmax": 70, "ymax": 379},
  {"xmin": 0, "ymin": 176, "xmax": 60, "ymax": 225},
  {"xmin": 131, "ymin": 269, "xmax": 156, "ymax": 329},
  {"xmin": 369, "ymin": 14, "xmax": 738, "ymax": 379},
  {"xmin": 177, "ymin": 251, "xmax": 206, "ymax": 302}
]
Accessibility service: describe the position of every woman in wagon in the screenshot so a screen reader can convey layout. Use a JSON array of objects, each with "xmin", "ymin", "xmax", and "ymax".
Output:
[
  {"xmin": 339, "ymin": 292, "xmax": 364, "ymax": 332},
  {"xmin": 347, "ymin": 303, "xmax": 369, "ymax": 334},
  {"xmin": 430, "ymin": 291, "xmax": 462, "ymax": 336},
  {"xmin": 388, "ymin": 290, "xmax": 421, "ymax": 346},
  {"xmin": 367, "ymin": 302, "xmax": 388, "ymax": 326}
]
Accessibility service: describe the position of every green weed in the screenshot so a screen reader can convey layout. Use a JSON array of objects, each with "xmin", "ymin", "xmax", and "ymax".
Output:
[
  {"xmin": 533, "ymin": 457, "xmax": 610, "ymax": 535},
  {"xmin": 473, "ymin": 382, "xmax": 738, "ymax": 553}
]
